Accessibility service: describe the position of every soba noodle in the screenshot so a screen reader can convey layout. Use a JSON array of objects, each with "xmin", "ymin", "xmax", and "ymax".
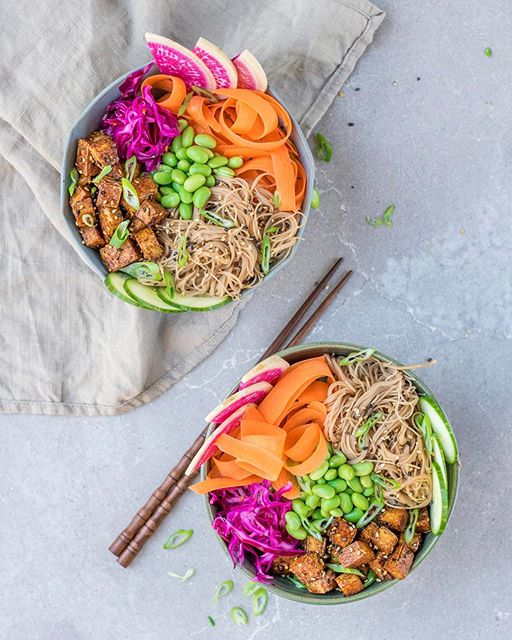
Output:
[
  {"xmin": 324, "ymin": 355, "xmax": 432, "ymax": 509},
  {"xmin": 156, "ymin": 175, "xmax": 301, "ymax": 298}
]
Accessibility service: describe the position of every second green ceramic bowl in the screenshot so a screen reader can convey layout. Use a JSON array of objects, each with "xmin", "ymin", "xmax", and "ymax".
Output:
[{"xmin": 203, "ymin": 342, "xmax": 459, "ymax": 604}]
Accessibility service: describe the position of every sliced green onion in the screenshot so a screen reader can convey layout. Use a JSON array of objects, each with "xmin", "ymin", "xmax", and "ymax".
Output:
[
  {"xmin": 124, "ymin": 155, "xmax": 137, "ymax": 182},
  {"xmin": 338, "ymin": 348, "xmax": 376, "ymax": 366},
  {"xmin": 367, "ymin": 204, "xmax": 395, "ymax": 227},
  {"xmin": 260, "ymin": 235, "xmax": 271, "ymax": 274},
  {"xmin": 266, "ymin": 225, "xmax": 279, "ymax": 235},
  {"xmin": 167, "ymin": 568, "xmax": 195, "ymax": 582},
  {"xmin": 68, "ymin": 168, "xmax": 79, "ymax": 197},
  {"xmin": 252, "ymin": 588, "xmax": 268, "ymax": 617},
  {"xmin": 355, "ymin": 411, "xmax": 383, "ymax": 451},
  {"xmin": 207, "ymin": 616, "xmax": 215, "ymax": 627},
  {"xmin": 230, "ymin": 607, "xmax": 249, "ymax": 626},
  {"xmin": 414, "ymin": 412, "xmax": 433, "ymax": 455},
  {"xmin": 311, "ymin": 186, "xmax": 320, "ymax": 209},
  {"xmin": 326, "ymin": 564, "xmax": 365, "ymax": 577},
  {"xmin": 81, "ymin": 213, "xmax": 96, "ymax": 228},
  {"xmin": 286, "ymin": 575, "xmax": 306, "ymax": 589},
  {"xmin": 213, "ymin": 579, "xmax": 234, "ymax": 603},
  {"xmin": 355, "ymin": 499, "xmax": 385, "ymax": 529},
  {"xmin": 163, "ymin": 528, "xmax": 193, "ymax": 550},
  {"xmin": 404, "ymin": 508, "xmax": 419, "ymax": 544},
  {"xmin": 178, "ymin": 91, "xmax": 193, "ymax": 116},
  {"xmin": 121, "ymin": 261, "xmax": 162, "ymax": 281},
  {"xmin": 363, "ymin": 569, "xmax": 377, "ymax": 588},
  {"xmin": 92, "ymin": 164, "xmax": 112, "ymax": 185},
  {"xmin": 90, "ymin": 186, "xmax": 97, "ymax": 196},
  {"xmin": 484, "ymin": 46, "xmax": 492, "ymax": 57},
  {"xmin": 109, "ymin": 219, "xmax": 131, "ymax": 249},
  {"xmin": 199, "ymin": 209, "xmax": 235, "ymax": 229},
  {"xmin": 273, "ymin": 192, "xmax": 280, "ymax": 209},
  {"xmin": 315, "ymin": 133, "xmax": 332, "ymax": 162},
  {"xmin": 243, "ymin": 581, "xmax": 261, "ymax": 597},
  {"xmin": 177, "ymin": 235, "xmax": 189, "ymax": 268},
  {"xmin": 163, "ymin": 270, "xmax": 175, "ymax": 300},
  {"xmin": 371, "ymin": 472, "xmax": 401, "ymax": 491},
  {"xmin": 121, "ymin": 177, "xmax": 140, "ymax": 211}
]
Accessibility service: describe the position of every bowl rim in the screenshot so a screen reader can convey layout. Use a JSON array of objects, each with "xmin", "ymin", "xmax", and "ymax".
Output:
[
  {"xmin": 202, "ymin": 341, "xmax": 460, "ymax": 605},
  {"xmin": 60, "ymin": 63, "xmax": 315, "ymax": 299}
]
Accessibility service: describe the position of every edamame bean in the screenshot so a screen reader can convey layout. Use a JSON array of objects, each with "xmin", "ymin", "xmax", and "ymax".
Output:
[
  {"xmin": 171, "ymin": 169, "xmax": 187, "ymax": 185},
  {"xmin": 329, "ymin": 453, "xmax": 347, "ymax": 467},
  {"xmin": 193, "ymin": 186, "xmax": 211, "ymax": 209},
  {"xmin": 329, "ymin": 478, "xmax": 347, "ymax": 493},
  {"xmin": 344, "ymin": 508, "xmax": 364, "ymax": 523},
  {"xmin": 178, "ymin": 118, "xmax": 188, "ymax": 132},
  {"xmin": 321, "ymin": 496, "xmax": 340, "ymax": 512},
  {"xmin": 324, "ymin": 468, "xmax": 338, "ymax": 482},
  {"xmin": 181, "ymin": 126, "xmax": 196, "ymax": 148},
  {"xmin": 347, "ymin": 477, "xmax": 364, "ymax": 493},
  {"xmin": 363, "ymin": 486, "xmax": 374, "ymax": 497},
  {"xmin": 312, "ymin": 509, "xmax": 323, "ymax": 520},
  {"xmin": 339, "ymin": 493, "xmax": 353, "ymax": 514},
  {"xmin": 214, "ymin": 166, "xmax": 236, "ymax": 178},
  {"xmin": 160, "ymin": 186, "xmax": 175, "ymax": 195},
  {"xmin": 177, "ymin": 159, "xmax": 191, "ymax": 172},
  {"xmin": 208, "ymin": 155, "xmax": 229, "ymax": 169},
  {"xmin": 161, "ymin": 192, "xmax": 180, "ymax": 208},
  {"xmin": 305, "ymin": 494, "xmax": 320, "ymax": 509},
  {"xmin": 286, "ymin": 525, "xmax": 308, "ymax": 540},
  {"xmin": 312, "ymin": 484, "xmax": 335, "ymax": 500},
  {"xmin": 227, "ymin": 156, "xmax": 243, "ymax": 169},
  {"xmin": 292, "ymin": 500, "xmax": 309, "ymax": 519},
  {"xmin": 316, "ymin": 478, "xmax": 326, "ymax": 485},
  {"xmin": 352, "ymin": 461, "xmax": 375, "ymax": 476},
  {"xmin": 176, "ymin": 186, "xmax": 193, "ymax": 204},
  {"xmin": 171, "ymin": 135, "xmax": 182, "ymax": 153},
  {"xmin": 204, "ymin": 148, "xmax": 214, "ymax": 158},
  {"xmin": 183, "ymin": 174, "xmax": 206, "ymax": 192},
  {"xmin": 338, "ymin": 464, "xmax": 356, "ymax": 481},
  {"xmin": 285, "ymin": 511, "xmax": 301, "ymax": 530},
  {"xmin": 360, "ymin": 475, "xmax": 374, "ymax": 489},
  {"xmin": 162, "ymin": 152, "xmax": 178, "ymax": 167},
  {"xmin": 176, "ymin": 147, "xmax": 189, "ymax": 160},
  {"xmin": 179, "ymin": 202, "xmax": 193, "ymax": 220},
  {"xmin": 330, "ymin": 508, "xmax": 344, "ymax": 517},
  {"xmin": 194, "ymin": 133, "xmax": 217, "ymax": 149},
  {"xmin": 205, "ymin": 175, "xmax": 216, "ymax": 187},
  {"xmin": 189, "ymin": 163, "xmax": 212, "ymax": 177},
  {"xmin": 351, "ymin": 493, "xmax": 369, "ymax": 511},
  {"xmin": 310, "ymin": 461, "xmax": 329, "ymax": 481},
  {"xmin": 158, "ymin": 163, "xmax": 173, "ymax": 173},
  {"xmin": 186, "ymin": 146, "xmax": 210, "ymax": 164},
  {"xmin": 153, "ymin": 171, "xmax": 173, "ymax": 185}
]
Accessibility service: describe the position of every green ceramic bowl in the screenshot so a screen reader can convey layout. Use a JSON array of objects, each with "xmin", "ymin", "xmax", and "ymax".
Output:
[{"xmin": 203, "ymin": 342, "xmax": 459, "ymax": 604}]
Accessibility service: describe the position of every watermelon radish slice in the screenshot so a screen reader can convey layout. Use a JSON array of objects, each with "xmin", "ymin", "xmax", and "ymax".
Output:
[
  {"xmin": 232, "ymin": 50, "xmax": 267, "ymax": 92},
  {"xmin": 145, "ymin": 33, "xmax": 216, "ymax": 90},
  {"xmin": 238, "ymin": 355, "xmax": 290, "ymax": 389},
  {"xmin": 205, "ymin": 381, "xmax": 273, "ymax": 424},
  {"xmin": 185, "ymin": 404, "xmax": 255, "ymax": 476},
  {"xmin": 193, "ymin": 37, "xmax": 238, "ymax": 89}
]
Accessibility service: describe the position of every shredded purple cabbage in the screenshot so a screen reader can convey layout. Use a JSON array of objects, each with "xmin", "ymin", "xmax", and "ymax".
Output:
[
  {"xmin": 101, "ymin": 64, "xmax": 179, "ymax": 171},
  {"xmin": 210, "ymin": 481, "xmax": 303, "ymax": 583}
]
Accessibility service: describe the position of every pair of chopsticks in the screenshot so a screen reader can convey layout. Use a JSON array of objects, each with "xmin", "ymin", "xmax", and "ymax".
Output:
[{"xmin": 109, "ymin": 257, "xmax": 352, "ymax": 567}]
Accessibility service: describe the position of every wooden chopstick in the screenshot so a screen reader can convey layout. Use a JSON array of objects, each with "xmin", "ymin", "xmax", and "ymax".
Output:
[{"xmin": 109, "ymin": 257, "xmax": 351, "ymax": 566}]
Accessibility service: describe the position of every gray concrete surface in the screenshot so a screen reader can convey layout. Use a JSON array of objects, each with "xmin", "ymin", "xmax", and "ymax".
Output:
[{"xmin": 1, "ymin": 1, "xmax": 511, "ymax": 638}]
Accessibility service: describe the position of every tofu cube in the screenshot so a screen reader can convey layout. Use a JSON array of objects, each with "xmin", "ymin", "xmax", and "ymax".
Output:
[
  {"xmin": 98, "ymin": 208, "xmax": 124, "ymax": 242},
  {"xmin": 378, "ymin": 507, "xmax": 408, "ymax": 532},
  {"xmin": 400, "ymin": 532, "xmax": 422, "ymax": 553},
  {"xmin": 383, "ymin": 542, "xmax": 415, "ymax": 580},
  {"xmin": 328, "ymin": 517, "xmax": 357, "ymax": 549},
  {"xmin": 335, "ymin": 573, "xmax": 364, "ymax": 597},
  {"xmin": 80, "ymin": 225, "xmax": 105, "ymax": 249},
  {"xmin": 416, "ymin": 508, "xmax": 431, "ymax": 533},
  {"xmin": 369, "ymin": 551, "xmax": 391, "ymax": 581},
  {"xmin": 134, "ymin": 227, "xmax": 164, "ymax": 260},
  {"xmin": 75, "ymin": 138, "xmax": 99, "ymax": 180},
  {"xmin": 290, "ymin": 552, "xmax": 328, "ymax": 585},
  {"xmin": 96, "ymin": 177, "xmax": 122, "ymax": 210},
  {"xmin": 271, "ymin": 554, "xmax": 298, "ymax": 576},
  {"xmin": 330, "ymin": 541, "xmax": 375, "ymax": 568},
  {"xmin": 306, "ymin": 570, "xmax": 337, "ymax": 594},
  {"xmin": 360, "ymin": 522, "xmax": 398, "ymax": 555},
  {"xmin": 131, "ymin": 200, "xmax": 168, "ymax": 231},
  {"xmin": 100, "ymin": 238, "xmax": 141, "ymax": 272},
  {"xmin": 87, "ymin": 131, "xmax": 119, "ymax": 168}
]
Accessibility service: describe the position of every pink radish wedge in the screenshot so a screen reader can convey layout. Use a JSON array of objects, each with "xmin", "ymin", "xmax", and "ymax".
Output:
[
  {"xmin": 205, "ymin": 381, "xmax": 272, "ymax": 424},
  {"xmin": 145, "ymin": 33, "xmax": 216, "ymax": 90},
  {"xmin": 232, "ymin": 50, "xmax": 267, "ymax": 92},
  {"xmin": 185, "ymin": 404, "xmax": 255, "ymax": 476},
  {"xmin": 193, "ymin": 37, "xmax": 238, "ymax": 89},
  {"xmin": 238, "ymin": 355, "xmax": 290, "ymax": 389}
]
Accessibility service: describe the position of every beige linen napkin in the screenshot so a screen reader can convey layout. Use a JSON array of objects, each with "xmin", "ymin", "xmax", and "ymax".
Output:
[{"xmin": 0, "ymin": 0, "xmax": 384, "ymax": 415}]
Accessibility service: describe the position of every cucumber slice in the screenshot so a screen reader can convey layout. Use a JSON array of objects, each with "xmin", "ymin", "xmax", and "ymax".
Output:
[
  {"xmin": 124, "ymin": 280, "xmax": 183, "ymax": 313},
  {"xmin": 430, "ymin": 459, "xmax": 449, "ymax": 535},
  {"xmin": 157, "ymin": 288, "xmax": 231, "ymax": 312},
  {"xmin": 104, "ymin": 272, "xmax": 138, "ymax": 307},
  {"xmin": 419, "ymin": 396, "xmax": 458, "ymax": 464},
  {"xmin": 432, "ymin": 433, "xmax": 447, "ymax": 484}
]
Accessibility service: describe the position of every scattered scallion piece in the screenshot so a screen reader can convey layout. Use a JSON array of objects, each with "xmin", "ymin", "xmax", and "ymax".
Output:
[
  {"xmin": 199, "ymin": 209, "xmax": 235, "ymax": 229},
  {"xmin": 121, "ymin": 261, "xmax": 162, "ymax": 281},
  {"xmin": 121, "ymin": 177, "xmax": 140, "ymax": 211},
  {"xmin": 92, "ymin": 164, "xmax": 112, "ymax": 185},
  {"xmin": 367, "ymin": 204, "xmax": 396, "ymax": 227},
  {"xmin": 273, "ymin": 192, "xmax": 280, "ymax": 209},
  {"xmin": 207, "ymin": 616, "xmax": 215, "ymax": 627},
  {"xmin": 163, "ymin": 270, "xmax": 175, "ymax": 300},
  {"xmin": 81, "ymin": 213, "xmax": 96, "ymax": 228},
  {"xmin": 90, "ymin": 186, "xmax": 97, "ymax": 196},
  {"xmin": 260, "ymin": 235, "xmax": 271, "ymax": 274},
  {"xmin": 414, "ymin": 412, "xmax": 434, "ymax": 455},
  {"xmin": 371, "ymin": 472, "xmax": 401, "ymax": 491},
  {"xmin": 363, "ymin": 569, "xmax": 377, "ymax": 588},
  {"xmin": 230, "ymin": 607, "xmax": 249, "ymax": 626},
  {"xmin": 338, "ymin": 348, "xmax": 376, "ymax": 366},
  {"xmin": 178, "ymin": 91, "xmax": 193, "ymax": 116},
  {"xmin": 109, "ymin": 219, "xmax": 131, "ymax": 249},
  {"xmin": 167, "ymin": 568, "xmax": 195, "ymax": 582},
  {"xmin": 404, "ymin": 508, "xmax": 420, "ymax": 544},
  {"xmin": 124, "ymin": 155, "xmax": 137, "ymax": 182},
  {"xmin": 213, "ymin": 579, "xmax": 234, "ymax": 603},
  {"xmin": 326, "ymin": 564, "xmax": 365, "ymax": 577},
  {"xmin": 484, "ymin": 47, "xmax": 492, "ymax": 57},
  {"xmin": 355, "ymin": 499, "xmax": 385, "ymax": 529},
  {"xmin": 177, "ymin": 235, "xmax": 189, "ymax": 268},
  {"xmin": 252, "ymin": 588, "xmax": 268, "ymax": 617},
  {"xmin": 355, "ymin": 411, "xmax": 383, "ymax": 451},
  {"xmin": 68, "ymin": 168, "xmax": 79, "ymax": 197},
  {"xmin": 163, "ymin": 528, "xmax": 193, "ymax": 550},
  {"xmin": 311, "ymin": 186, "xmax": 320, "ymax": 209},
  {"xmin": 315, "ymin": 133, "xmax": 333, "ymax": 162},
  {"xmin": 242, "ymin": 581, "xmax": 261, "ymax": 597},
  {"xmin": 286, "ymin": 575, "xmax": 306, "ymax": 589},
  {"xmin": 266, "ymin": 225, "xmax": 279, "ymax": 234}
]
